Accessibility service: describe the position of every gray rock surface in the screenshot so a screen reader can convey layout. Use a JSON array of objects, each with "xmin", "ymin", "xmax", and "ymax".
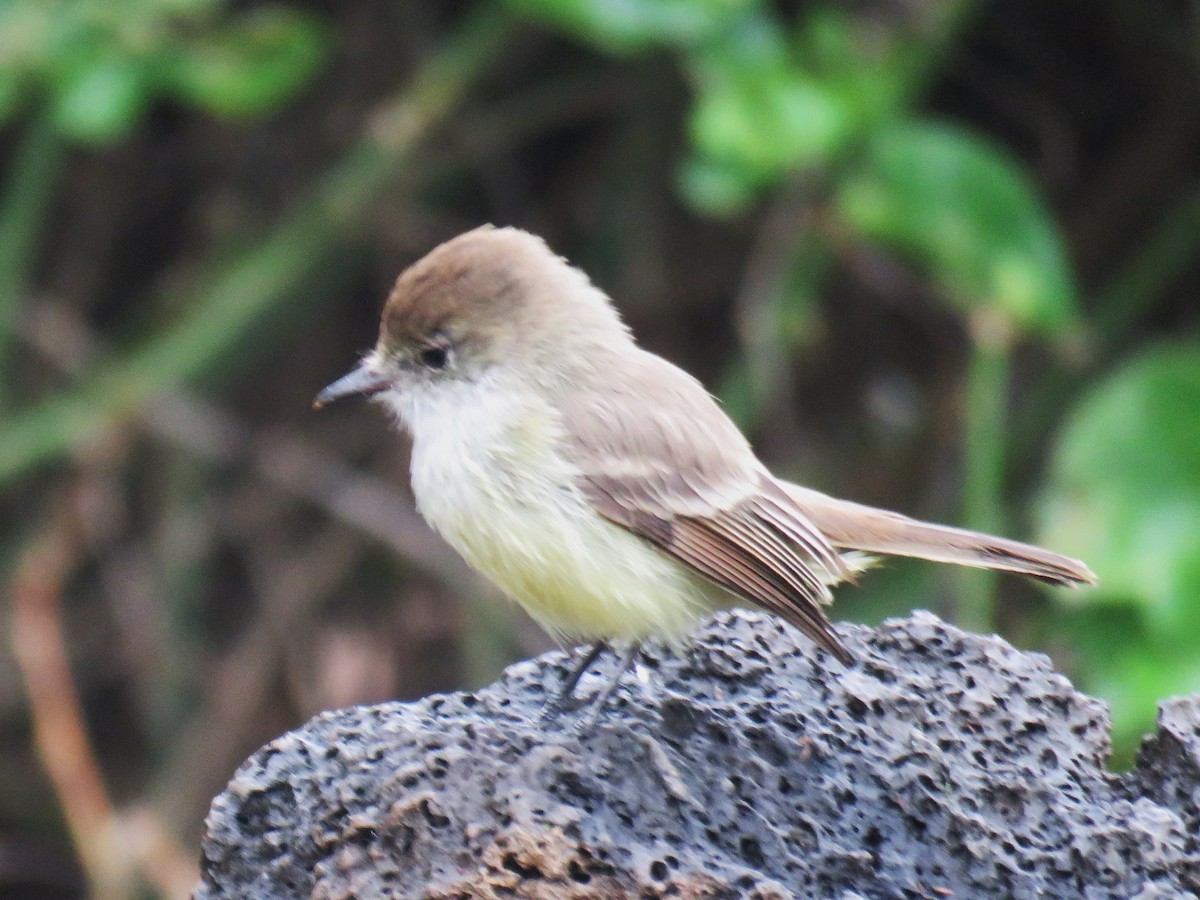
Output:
[{"xmin": 195, "ymin": 610, "xmax": 1200, "ymax": 899}]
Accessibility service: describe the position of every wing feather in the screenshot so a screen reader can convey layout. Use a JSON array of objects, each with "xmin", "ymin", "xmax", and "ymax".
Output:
[
  {"xmin": 751, "ymin": 485, "xmax": 851, "ymax": 582},
  {"xmin": 671, "ymin": 517, "xmax": 851, "ymax": 663},
  {"xmin": 697, "ymin": 506, "xmax": 830, "ymax": 603},
  {"xmin": 559, "ymin": 350, "xmax": 852, "ymax": 664}
]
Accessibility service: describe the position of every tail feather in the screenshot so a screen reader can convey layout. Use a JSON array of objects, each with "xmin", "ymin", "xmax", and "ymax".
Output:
[{"xmin": 779, "ymin": 481, "xmax": 1096, "ymax": 588}]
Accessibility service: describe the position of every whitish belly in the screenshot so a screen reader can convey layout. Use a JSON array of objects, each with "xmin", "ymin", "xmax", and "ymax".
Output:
[{"xmin": 405, "ymin": 393, "xmax": 708, "ymax": 643}]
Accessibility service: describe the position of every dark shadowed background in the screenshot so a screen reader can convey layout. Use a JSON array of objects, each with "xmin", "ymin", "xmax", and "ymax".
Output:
[{"xmin": 1, "ymin": 1, "xmax": 1198, "ymax": 897}]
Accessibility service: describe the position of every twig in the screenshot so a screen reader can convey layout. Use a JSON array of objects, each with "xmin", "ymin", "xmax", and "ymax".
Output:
[
  {"xmin": 8, "ymin": 503, "xmax": 115, "ymax": 893},
  {"xmin": 8, "ymin": 500, "xmax": 199, "ymax": 898}
]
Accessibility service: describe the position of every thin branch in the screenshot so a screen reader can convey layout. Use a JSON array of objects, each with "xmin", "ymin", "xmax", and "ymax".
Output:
[
  {"xmin": 8, "ymin": 503, "xmax": 115, "ymax": 893},
  {"xmin": 8, "ymin": 500, "xmax": 199, "ymax": 899}
]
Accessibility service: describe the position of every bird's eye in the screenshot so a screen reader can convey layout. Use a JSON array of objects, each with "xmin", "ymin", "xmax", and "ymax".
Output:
[{"xmin": 419, "ymin": 345, "xmax": 449, "ymax": 370}]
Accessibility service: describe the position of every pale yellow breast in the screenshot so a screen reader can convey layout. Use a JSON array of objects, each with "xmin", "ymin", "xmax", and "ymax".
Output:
[{"xmin": 393, "ymin": 378, "xmax": 710, "ymax": 643}]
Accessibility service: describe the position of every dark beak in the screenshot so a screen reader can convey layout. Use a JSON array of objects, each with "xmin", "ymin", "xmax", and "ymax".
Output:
[{"xmin": 313, "ymin": 364, "xmax": 392, "ymax": 409}]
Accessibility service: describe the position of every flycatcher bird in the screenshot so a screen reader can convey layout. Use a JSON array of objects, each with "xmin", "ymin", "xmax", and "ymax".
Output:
[{"xmin": 315, "ymin": 225, "xmax": 1095, "ymax": 712}]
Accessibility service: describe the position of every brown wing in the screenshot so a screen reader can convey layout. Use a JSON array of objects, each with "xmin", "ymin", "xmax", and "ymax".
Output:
[{"xmin": 559, "ymin": 350, "xmax": 853, "ymax": 665}]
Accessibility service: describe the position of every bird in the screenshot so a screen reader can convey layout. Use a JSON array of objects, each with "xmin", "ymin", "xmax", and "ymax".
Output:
[{"xmin": 315, "ymin": 225, "xmax": 1095, "ymax": 715}]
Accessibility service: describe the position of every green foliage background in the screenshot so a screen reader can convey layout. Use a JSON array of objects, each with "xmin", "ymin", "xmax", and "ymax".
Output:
[{"xmin": 0, "ymin": 1, "xmax": 1197, "ymax": 895}]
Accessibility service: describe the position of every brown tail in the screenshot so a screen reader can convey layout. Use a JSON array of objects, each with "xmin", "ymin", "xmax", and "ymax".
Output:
[{"xmin": 778, "ymin": 481, "xmax": 1096, "ymax": 588}]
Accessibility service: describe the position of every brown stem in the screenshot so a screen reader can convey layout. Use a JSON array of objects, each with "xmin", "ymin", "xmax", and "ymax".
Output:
[{"xmin": 9, "ymin": 500, "xmax": 198, "ymax": 899}]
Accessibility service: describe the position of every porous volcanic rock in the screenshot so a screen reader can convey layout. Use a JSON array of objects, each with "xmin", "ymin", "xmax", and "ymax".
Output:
[{"xmin": 195, "ymin": 610, "xmax": 1200, "ymax": 899}]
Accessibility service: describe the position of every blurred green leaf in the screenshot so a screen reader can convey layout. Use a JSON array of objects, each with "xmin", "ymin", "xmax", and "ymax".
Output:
[
  {"xmin": 676, "ymin": 155, "xmax": 756, "ymax": 216},
  {"xmin": 510, "ymin": 2, "xmax": 871, "ymax": 213},
  {"xmin": 1054, "ymin": 602, "xmax": 1200, "ymax": 766},
  {"xmin": 690, "ymin": 7, "xmax": 790, "ymax": 82},
  {"xmin": 678, "ymin": 11, "xmax": 854, "ymax": 211},
  {"xmin": 164, "ymin": 9, "xmax": 327, "ymax": 117},
  {"xmin": 504, "ymin": 0, "xmax": 757, "ymax": 52},
  {"xmin": 1093, "ymin": 635, "xmax": 1200, "ymax": 765},
  {"xmin": 837, "ymin": 121, "xmax": 1078, "ymax": 337},
  {"xmin": 51, "ymin": 51, "xmax": 149, "ymax": 141},
  {"xmin": 793, "ymin": 6, "xmax": 895, "ymax": 127},
  {"xmin": 1038, "ymin": 343, "xmax": 1200, "ymax": 637},
  {"xmin": 689, "ymin": 71, "xmax": 848, "ymax": 179},
  {"xmin": 0, "ymin": 1, "xmax": 327, "ymax": 138}
]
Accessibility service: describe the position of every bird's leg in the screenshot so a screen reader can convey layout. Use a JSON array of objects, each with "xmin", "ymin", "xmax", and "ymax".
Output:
[
  {"xmin": 541, "ymin": 640, "xmax": 609, "ymax": 722},
  {"xmin": 575, "ymin": 642, "xmax": 641, "ymax": 733}
]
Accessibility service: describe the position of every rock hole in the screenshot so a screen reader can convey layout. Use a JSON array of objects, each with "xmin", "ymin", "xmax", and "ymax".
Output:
[
  {"xmin": 567, "ymin": 859, "xmax": 592, "ymax": 884},
  {"xmin": 419, "ymin": 798, "xmax": 450, "ymax": 828},
  {"xmin": 501, "ymin": 852, "xmax": 541, "ymax": 879},
  {"xmin": 739, "ymin": 837, "xmax": 766, "ymax": 868},
  {"xmin": 846, "ymin": 696, "xmax": 870, "ymax": 721}
]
